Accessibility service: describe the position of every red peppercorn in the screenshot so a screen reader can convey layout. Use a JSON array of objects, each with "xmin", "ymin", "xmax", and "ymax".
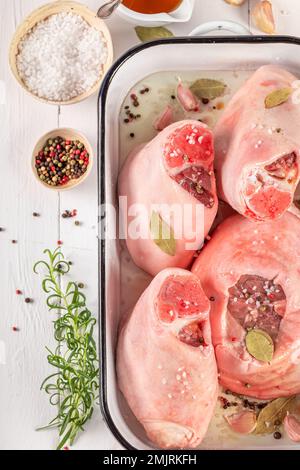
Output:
[
  {"xmin": 50, "ymin": 151, "xmax": 55, "ymax": 158},
  {"xmin": 12, "ymin": 326, "xmax": 19, "ymax": 332},
  {"xmin": 16, "ymin": 289, "xmax": 22, "ymax": 295},
  {"xmin": 65, "ymin": 140, "xmax": 71, "ymax": 145},
  {"xmin": 75, "ymin": 149, "xmax": 80, "ymax": 155},
  {"xmin": 39, "ymin": 150, "xmax": 44, "ymax": 157},
  {"xmin": 51, "ymin": 166, "xmax": 56, "ymax": 172},
  {"xmin": 63, "ymin": 446, "xmax": 70, "ymax": 451},
  {"xmin": 231, "ymin": 337, "xmax": 237, "ymax": 342},
  {"xmin": 56, "ymin": 144, "xmax": 61, "ymax": 150},
  {"xmin": 36, "ymin": 160, "xmax": 41, "ymax": 165},
  {"xmin": 57, "ymin": 240, "xmax": 63, "ymax": 245}
]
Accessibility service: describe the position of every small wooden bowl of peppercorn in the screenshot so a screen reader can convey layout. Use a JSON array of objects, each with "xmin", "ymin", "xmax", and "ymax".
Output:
[{"xmin": 32, "ymin": 128, "xmax": 93, "ymax": 190}]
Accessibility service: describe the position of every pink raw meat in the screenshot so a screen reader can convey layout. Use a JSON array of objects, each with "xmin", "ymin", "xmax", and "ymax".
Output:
[
  {"xmin": 118, "ymin": 120, "xmax": 218, "ymax": 276},
  {"xmin": 192, "ymin": 211, "xmax": 300, "ymax": 399},
  {"xmin": 215, "ymin": 65, "xmax": 300, "ymax": 221},
  {"xmin": 117, "ymin": 268, "xmax": 218, "ymax": 449}
]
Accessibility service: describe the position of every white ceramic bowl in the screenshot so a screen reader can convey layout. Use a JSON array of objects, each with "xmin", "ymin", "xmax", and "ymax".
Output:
[{"xmin": 116, "ymin": 0, "xmax": 195, "ymax": 26}]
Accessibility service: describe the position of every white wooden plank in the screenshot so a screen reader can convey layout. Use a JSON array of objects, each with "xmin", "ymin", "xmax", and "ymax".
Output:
[
  {"xmin": 57, "ymin": 0, "xmax": 110, "ymax": 449},
  {"xmin": 0, "ymin": 0, "xmax": 60, "ymax": 450}
]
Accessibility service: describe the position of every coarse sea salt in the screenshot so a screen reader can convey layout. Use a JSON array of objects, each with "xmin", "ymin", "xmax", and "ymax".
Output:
[{"xmin": 16, "ymin": 12, "xmax": 108, "ymax": 102}]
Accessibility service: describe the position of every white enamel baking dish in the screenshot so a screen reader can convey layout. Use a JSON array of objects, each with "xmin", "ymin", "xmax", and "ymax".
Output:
[{"xmin": 98, "ymin": 36, "xmax": 300, "ymax": 450}]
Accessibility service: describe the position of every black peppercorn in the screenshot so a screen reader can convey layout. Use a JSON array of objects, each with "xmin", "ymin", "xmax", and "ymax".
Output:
[{"xmin": 273, "ymin": 431, "xmax": 282, "ymax": 440}]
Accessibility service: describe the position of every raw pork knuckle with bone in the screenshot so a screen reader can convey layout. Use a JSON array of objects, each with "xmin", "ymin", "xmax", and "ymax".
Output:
[
  {"xmin": 117, "ymin": 268, "xmax": 218, "ymax": 449},
  {"xmin": 118, "ymin": 120, "xmax": 218, "ymax": 276},
  {"xmin": 214, "ymin": 65, "xmax": 300, "ymax": 221},
  {"xmin": 192, "ymin": 212, "xmax": 300, "ymax": 399}
]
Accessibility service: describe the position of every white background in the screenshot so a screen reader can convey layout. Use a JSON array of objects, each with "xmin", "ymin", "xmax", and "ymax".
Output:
[{"xmin": 1, "ymin": 0, "xmax": 299, "ymax": 450}]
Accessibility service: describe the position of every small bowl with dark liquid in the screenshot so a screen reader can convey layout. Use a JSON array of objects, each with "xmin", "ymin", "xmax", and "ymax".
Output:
[{"xmin": 117, "ymin": 0, "xmax": 195, "ymax": 26}]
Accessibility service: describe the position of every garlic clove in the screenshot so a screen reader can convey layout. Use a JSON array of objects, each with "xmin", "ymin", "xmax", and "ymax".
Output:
[
  {"xmin": 154, "ymin": 105, "xmax": 174, "ymax": 131},
  {"xmin": 252, "ymin": 1, "xmax": 275, "ymax": 34},
  {"xmin": 225, "ymin": 410, "xmax": 257, "ymax": 434},
  {"xmin": 284, "ymin": 414, "xmax": 300, "ymax": 442},
  {"xmin": 177, "ymin": 79, "xmax": 199, "ymax": 112}
]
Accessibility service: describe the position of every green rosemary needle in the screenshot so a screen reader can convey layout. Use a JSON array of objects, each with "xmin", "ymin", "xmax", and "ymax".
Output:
[{"xmin": 34, "ymin": 248, "xmax": 99, "ymax": 450}]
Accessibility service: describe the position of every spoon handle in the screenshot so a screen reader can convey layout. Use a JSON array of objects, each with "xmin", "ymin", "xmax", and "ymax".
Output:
[{"xmin": 97, "ymin": 0, "xmax": 122, "ymax": 18}]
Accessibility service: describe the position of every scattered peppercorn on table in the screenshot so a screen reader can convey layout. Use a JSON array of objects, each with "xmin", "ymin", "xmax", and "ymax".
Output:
[{"xmin": 1, "ymin": 0, "xmax": 300, "ymax": 451}]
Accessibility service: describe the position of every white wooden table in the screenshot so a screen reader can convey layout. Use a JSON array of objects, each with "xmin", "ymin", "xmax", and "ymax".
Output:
[{"xmin": 1, "ymin": 0, "xmax": 299, "ymax": 451}]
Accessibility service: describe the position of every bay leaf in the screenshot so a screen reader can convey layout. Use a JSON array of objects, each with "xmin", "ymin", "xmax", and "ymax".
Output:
[
  {"xmin": 150, "ymin": 211, "xmax": 176, "ymax": 256},
  {"xmin": 135, "ymin": 26, "xmax": 174, "ymax": 43},
  {"xmin": 255, "ymin": 396, "xmax": 297, "ymax": 434},
  {"xmin": 265, "ymin": 87, "xmax": 292, "ymax": 108},
  {"xmin": 245, "ymin": 329, "xmax": 274, "ymax": 362},
  {"xmin": 190, "ymin": 78, "xmax": 226, "ymax": 100}
]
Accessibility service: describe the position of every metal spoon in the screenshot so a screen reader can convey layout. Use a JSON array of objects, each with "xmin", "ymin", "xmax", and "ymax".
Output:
[{"xmin": 97, "ymin": 0, "xmax": 122, "ymax": 18}]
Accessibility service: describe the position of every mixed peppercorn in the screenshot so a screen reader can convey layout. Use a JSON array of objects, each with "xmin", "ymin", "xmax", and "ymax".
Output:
[{"xmin": 35, "ymin": 136, "xmax": 89, "ymax": 187}]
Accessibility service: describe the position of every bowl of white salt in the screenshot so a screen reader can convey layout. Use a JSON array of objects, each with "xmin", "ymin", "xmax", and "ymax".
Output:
[{"xmin": 9, "ymin": 1, "xmax": 113, "ymax": 105}]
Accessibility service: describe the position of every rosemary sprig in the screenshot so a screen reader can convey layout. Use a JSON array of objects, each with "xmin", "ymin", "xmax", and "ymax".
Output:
[{"xmin": 34, "ymin": 248, "xmax": 99, "ymax": 450}]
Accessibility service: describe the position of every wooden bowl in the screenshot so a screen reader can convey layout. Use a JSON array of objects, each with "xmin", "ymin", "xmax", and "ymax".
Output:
[
  {"xmin": 9, "ymin": 1, "xmax": 113, "ymax": 105},
  {"xmin": 32, "ymin": 128, "xmax": 93, "ymax": 190}
]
